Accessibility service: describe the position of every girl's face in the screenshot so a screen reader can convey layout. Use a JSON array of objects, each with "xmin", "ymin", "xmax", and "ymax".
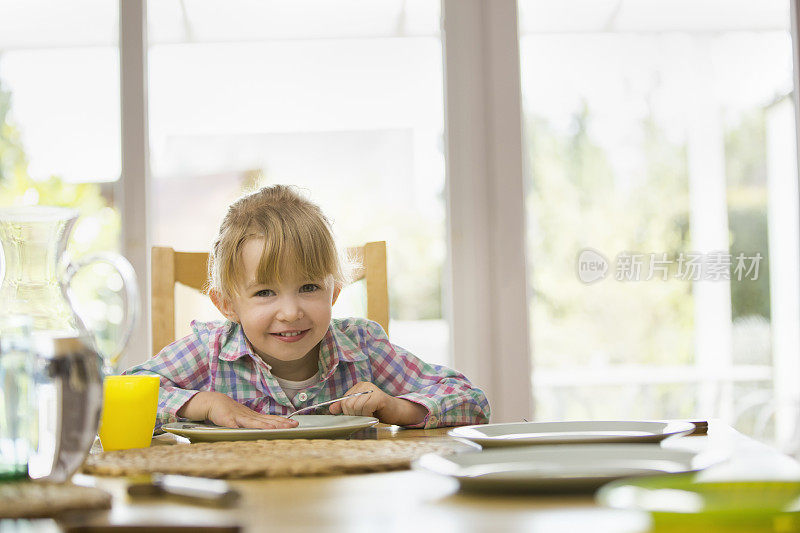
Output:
[{"xmin": 215, "ymin": 238, "xmax": 340, "ymax": 364}]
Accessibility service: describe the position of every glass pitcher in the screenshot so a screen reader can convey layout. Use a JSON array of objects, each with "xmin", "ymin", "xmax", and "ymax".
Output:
[{"xmin": 0, "ymin": 206, "xmax": 138, "ymax": 482}]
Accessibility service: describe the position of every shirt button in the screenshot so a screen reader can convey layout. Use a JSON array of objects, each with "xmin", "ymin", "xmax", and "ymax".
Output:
[{"xmin": 297, "ymin": 392, "xmax": 308, "ymax": 402}]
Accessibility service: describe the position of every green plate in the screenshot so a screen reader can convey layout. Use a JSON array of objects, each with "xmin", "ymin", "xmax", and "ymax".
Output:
[{"xmin": 597, "ymin": 473, "xmax": 800, "ymax": 532}]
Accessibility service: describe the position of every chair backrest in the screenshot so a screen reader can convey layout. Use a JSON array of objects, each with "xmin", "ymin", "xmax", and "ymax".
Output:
[{"xmin": 151, "ymin": 241, "xmax": 389, "ymax": 355}]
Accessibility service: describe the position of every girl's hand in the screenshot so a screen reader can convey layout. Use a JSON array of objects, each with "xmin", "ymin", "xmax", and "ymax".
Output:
[
  {"xmin": 327, "ymin": 381, "xmax": 428, "ymax": 426},
  {"xmin": 179, "ymin": 391, "xmax": 299, "ymax": 429}
]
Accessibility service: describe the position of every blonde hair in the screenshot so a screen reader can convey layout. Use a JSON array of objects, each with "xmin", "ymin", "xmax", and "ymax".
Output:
[{"xmin": 210, "ymin": 185, "xmax": 349, "ymax": 298}]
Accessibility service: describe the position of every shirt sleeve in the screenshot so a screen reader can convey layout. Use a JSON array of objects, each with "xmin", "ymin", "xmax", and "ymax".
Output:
[
  {"xmin": 362, "ymin": 321, "xmax": 491, "ymax": 429},
  {"xmin": 122, "ymin": 321, "xmax": 214, "ymax": 429}
]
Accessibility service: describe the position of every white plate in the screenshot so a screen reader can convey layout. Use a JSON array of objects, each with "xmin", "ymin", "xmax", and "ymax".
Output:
[
  {"xmin": 448, "ymin": 420, "xmax": 695, "ymax": 448},
  {"xmin": 415, "ymin": 444, "xmax": 711, "ymax": 492},
  {"xmin": 162, "ymin": 415, "xmax": 378, "ymax": 442}
]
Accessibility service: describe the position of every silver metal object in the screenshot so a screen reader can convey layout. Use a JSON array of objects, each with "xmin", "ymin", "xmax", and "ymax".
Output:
[
  {"xmin": 128, "ymin": 474, "xmax": 240, "ymax": 506},
  {"xmin": 286, "ymin": 390, "xmax": 373, "ymax": 418},
  {"xmin": 29, "ymin": 334, "xmax": 103, "ymax": 482}
]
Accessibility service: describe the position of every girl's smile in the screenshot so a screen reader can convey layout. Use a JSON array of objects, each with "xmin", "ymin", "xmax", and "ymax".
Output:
[{"xmin": 271, "ymin": 329, "xmax": 310, "ymax": 342}]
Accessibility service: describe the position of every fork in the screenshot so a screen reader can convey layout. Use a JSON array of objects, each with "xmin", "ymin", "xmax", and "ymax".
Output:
[{"xmin": 286, "ymin": 390, "xmax": 373, "ymax": 418}]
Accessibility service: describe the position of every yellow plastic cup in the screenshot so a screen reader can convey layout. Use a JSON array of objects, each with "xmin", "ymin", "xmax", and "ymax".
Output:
[{"xmin": 98, "ymin": 375, "xmax": 160, "ymax": 451}]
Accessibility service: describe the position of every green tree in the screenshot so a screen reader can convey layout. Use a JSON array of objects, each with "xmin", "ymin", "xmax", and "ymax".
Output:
[
  {"xmin": 725, "ymin": 109, "xmax": 770, "ymax": 320},
  {"xmin": 526, "ymin": 103, "xmax": 694, "ymax": 369}
]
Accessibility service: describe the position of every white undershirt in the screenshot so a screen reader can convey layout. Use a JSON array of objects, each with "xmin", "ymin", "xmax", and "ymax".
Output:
[{"xmin": 274, "ymin": 372, "xmax": 320, "ymax": 404}]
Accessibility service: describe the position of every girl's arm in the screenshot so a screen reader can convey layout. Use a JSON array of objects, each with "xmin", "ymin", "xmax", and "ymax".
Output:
[
  {"xmin": 178, "ymin": 390, "xmax": 296, "ymax": 429},
  {"xmin": 361, "ymin": 322, "xmax": 491, "ymax": 428}
]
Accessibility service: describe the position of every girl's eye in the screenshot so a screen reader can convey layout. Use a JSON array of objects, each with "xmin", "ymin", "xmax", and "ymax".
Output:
[
  {"xmin": 254, "ymin": 289, "xmax": 275, "ymax": 297},
  {"xmin": 300, "ymin": 284, "xmax": 320, "ymax": 293}
]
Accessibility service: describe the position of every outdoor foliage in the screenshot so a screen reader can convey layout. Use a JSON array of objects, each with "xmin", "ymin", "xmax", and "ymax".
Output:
[
  {"xmin": 726, "ymin": 109, "xmax": 771, "ymax": 321},
  {"xmin": 525, "ymin": 104, "xmax": 694, "ymax": 369}
]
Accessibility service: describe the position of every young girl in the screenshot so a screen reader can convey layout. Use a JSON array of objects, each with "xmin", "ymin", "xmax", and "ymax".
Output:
[{"xmin": 126, "ymin": 185, "xmax": 490, "ymax": 430}]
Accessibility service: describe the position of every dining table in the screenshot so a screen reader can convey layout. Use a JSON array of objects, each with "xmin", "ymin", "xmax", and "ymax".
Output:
[{"xmin": 7, "ymin": 420, "xmax": 800, "ymax": 533}]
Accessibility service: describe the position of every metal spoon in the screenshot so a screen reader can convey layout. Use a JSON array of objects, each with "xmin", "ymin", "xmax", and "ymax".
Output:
[{"xmin": 286, "ymin": 390, "xmax": 373, "ymax": 418}]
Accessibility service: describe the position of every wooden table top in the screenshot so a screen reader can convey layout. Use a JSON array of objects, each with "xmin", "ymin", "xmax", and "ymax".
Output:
[{"xmin": 24, "ymin": 422, "xmax": 800, "ymax": 533}]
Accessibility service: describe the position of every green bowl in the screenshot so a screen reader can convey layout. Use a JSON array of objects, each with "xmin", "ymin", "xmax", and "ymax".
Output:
[{"xmin": 596, "ymin": 473, "xmax": 800, "ymax": 532}]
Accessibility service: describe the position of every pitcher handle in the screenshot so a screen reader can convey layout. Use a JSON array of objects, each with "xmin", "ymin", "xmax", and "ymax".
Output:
[{"xmin": 62, "ymin": 252, "xmax": 139, "ymax": 373}]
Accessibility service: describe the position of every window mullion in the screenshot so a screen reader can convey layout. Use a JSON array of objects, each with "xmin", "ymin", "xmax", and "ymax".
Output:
[
  {"xmin": 119, "ymin": 0, "xmax": 150, "ymax": 369},
  {"xmin": 442, "ymin": 0, "xmax": 532, "ymax": 422}
]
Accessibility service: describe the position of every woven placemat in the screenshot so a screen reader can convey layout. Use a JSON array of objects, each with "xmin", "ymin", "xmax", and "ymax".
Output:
[
  {"xmin": 83, "ymin": 439, "xmax": 454, "ymax": 479},
  {"xmin": 0, "ymin": 481, "xmax": 111, "ymax": 518}
]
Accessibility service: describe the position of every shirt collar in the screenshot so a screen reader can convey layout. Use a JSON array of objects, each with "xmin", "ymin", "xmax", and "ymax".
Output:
[{"xmin": 218, "ymin": 322, "xmax": 255, "ymax": 362}]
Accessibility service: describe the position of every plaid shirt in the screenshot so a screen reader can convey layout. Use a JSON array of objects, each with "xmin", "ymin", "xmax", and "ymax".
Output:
[{"xmin": 125, "ymin": 317, "xmax": 490, "ymax": 429}]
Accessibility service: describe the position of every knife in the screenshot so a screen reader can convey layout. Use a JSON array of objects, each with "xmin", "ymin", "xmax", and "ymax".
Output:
[{"xmin": 128, "ymin": 474, "xmax": 240, "ymax": 506}]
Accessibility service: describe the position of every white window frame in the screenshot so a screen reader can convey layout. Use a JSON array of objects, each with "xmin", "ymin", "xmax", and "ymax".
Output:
[
  {"xmin": 778, "ymin": 0, "xmax": 800, "ymax": 447},
  {"xmin": 118, "ymin": 0, "xmax": 150, "ymax": 371},
  {"xmin": 442, "ymin": 0, "xmax": 532, "ymax": 422}
]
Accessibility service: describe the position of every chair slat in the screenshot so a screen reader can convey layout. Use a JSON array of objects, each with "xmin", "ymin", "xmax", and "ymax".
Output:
[{"xmin": 174, "ymin": 252, "xmax": 210, "ymax": 291}]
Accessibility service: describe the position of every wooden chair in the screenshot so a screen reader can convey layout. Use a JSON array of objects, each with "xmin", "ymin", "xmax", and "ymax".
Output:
[{"xmin": 151, "ymin": 241, "xmax": 389, "ymax": 355}]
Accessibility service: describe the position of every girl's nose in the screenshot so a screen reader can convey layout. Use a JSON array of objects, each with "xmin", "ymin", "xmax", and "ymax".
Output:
[{"xmin": 276, "ymin": 297, "xmax": 304, "ymax": 322}]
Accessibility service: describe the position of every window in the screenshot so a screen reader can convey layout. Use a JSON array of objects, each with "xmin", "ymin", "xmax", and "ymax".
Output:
[{"xmin": 520, "ymin": 0, "xmax": 796, "ymax": 446}]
